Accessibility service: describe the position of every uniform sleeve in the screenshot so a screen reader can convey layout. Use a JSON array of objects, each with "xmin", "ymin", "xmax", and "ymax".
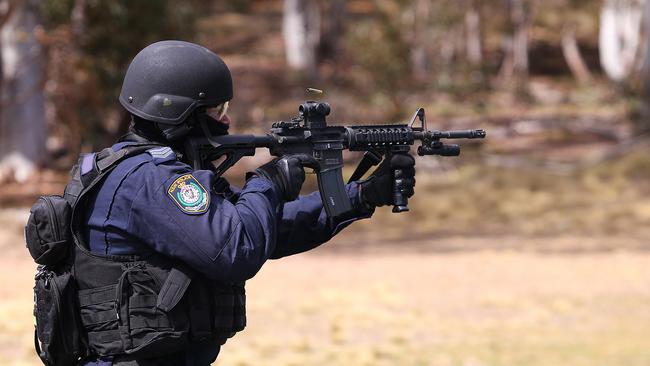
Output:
[
  {"xmin": 270, "ymin": 182, "xmax": 374, "ymax": 259},
  {"xmin": 128, "ymin": 165, "xmax": 282, "ymax": 283}
]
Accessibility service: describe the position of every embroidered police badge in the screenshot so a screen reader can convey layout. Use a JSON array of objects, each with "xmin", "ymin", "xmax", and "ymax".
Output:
[{"xmin": 167, "ymin": 174, "xmax": 210, "ymax": 214}]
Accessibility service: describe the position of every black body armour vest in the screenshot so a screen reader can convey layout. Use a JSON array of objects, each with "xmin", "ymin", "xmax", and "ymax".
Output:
[{"xmin": 64, "ymin": 143, "xmax": 246, "ymax": 358}]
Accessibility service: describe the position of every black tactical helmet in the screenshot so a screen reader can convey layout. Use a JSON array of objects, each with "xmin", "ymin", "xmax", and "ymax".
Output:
[{"xmin": 119, "ymin": 40, "xmax": 233, "ymax": 127}]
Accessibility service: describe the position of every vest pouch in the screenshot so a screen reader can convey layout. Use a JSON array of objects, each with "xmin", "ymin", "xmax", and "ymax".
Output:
[
  {"xmin": 211, "ymin": 282, "xmax": 246, "ymax": 335},
  {"xmin": 25, "ymin": 196, "xmax": 72, "ymax": 266},
  {"xmin": 232, "ymin": 283, "xmax": 246, "ymax": 332},
  {"xmin": 116, "ymin": 264, "xmax": 191, "ymax": 356},
  {"xmin": 77, "ymin": 283, "xmax": 122, "ymax": 356},
  {"xmin": 34, "ymin": 267, "xmax": 85, "ymax": 365}
]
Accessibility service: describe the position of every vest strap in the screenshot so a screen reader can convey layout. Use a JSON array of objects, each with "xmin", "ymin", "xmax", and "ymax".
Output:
[
  {"xmin": 80, "ymin": 309, "xmax": 117, "ymax": 326},
  {"xmin": 87, "ymin": 330, "xmax": 122, "ymax": 349},
  {"xmin": 157, "ymin": 267, "xmax": 193, "ymax": 312},
  {"xmin": 78, "ymin": 285, "xmax": 115, "ymax": 307}
]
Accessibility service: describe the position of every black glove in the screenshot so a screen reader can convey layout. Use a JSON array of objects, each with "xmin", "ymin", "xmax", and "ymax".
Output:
[
  {"xmin": 359, "ymin": 153, "xmax": 416, "ymax": 209},
  {"xmin": 252, "ymin": 154, "xmax": 319, "ymax": 201}
]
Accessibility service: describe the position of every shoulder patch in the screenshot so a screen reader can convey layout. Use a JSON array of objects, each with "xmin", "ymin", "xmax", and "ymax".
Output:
[
  {"xmin": 147, "ymin": 147, "xmax": 176, "ymax": 164},
  {"xmin": 167, "ymin": 174, "xmax": 210, "ymax": 214}
]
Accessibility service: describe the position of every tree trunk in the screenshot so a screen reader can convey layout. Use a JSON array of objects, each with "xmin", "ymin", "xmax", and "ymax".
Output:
[
  {"xmin": 498, "ymin": 0, "xmax": 532, "ymax": 94},
  {"xmin": 283, "ymin": 0, "xmax": 320, "ymax": 78},
  {"xmin": 511, "ymin": 0, "xmax": 529, "ymax": 93},
  {"xmin": 320, "ymin": 0, "xmax": 345, "ymax": 60},
  {"xmin": 0, "ymin": 0, "xmax": 47, "ymax": 182},
  {"xmin": 71, "ymin": 0, "xmax": 86, "ymax": 39},
  {"xmin": 599, "ymin": 0, "xmax": 643, "ymax": 82},
  {"xmin": 561, "ymin": 24, "xmax": 592, "ymax": 84},
  {"xmin": 498, "ymin": 36, "xmax": 514, "ymax": 82},
  {"xmin": 410, "ymin": 0, "xmax": 431, "ymax": 82},
  {"xmin": 0, "ymin": 1, "xmax": 15, "ymax": 108},
  {"xmin": 639, "ymin": 0, "xmax": 650, "ymax": 130},
  {"xmin": 465, "ymin": 0, "xmax": 483, "ymax": 66}
]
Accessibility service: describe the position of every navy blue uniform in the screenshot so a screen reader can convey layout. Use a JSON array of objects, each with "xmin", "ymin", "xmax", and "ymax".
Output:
[{"xmin": 82, "ymin": 142, "xmax": 372, "ymax": 365}]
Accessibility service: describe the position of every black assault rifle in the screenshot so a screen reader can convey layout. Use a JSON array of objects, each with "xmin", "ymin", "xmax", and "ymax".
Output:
[{"xmin": 185, "ymin": 101, "xmax": 486, "ymax": 218}]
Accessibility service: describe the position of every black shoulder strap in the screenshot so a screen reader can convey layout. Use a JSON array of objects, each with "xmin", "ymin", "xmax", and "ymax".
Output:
[
  {"xmin": 64, "ymin": 164, "xmax": 83, "ymax": 206},
  {"xmin": 79, "ymin": 144, "xmax": 163, "ymax": 190},
  {"xmin": 78, "ymin": 143, "xmax": 163, "ymax": 197},
  {"xmin": 67, "ymin": 143, "xmax": 163, "ymax": 250}
]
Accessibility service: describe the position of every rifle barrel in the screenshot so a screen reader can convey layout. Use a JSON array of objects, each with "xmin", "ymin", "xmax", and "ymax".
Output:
[{"xmin": 427, "ymin": 129, "xmax": 486, "ymax": 139}]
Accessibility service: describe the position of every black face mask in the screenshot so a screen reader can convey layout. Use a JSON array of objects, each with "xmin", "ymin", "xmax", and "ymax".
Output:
[
  {"xmin": 190, "ymin": 114, "xmax": 229, "ymax": 137},
  {"xmin": 154, "ymin": 112, "xmax": 230, "ymax": 142},
  {"xmin": 127, "ymin": 113, "xmax": 231, "ymax": 167}
]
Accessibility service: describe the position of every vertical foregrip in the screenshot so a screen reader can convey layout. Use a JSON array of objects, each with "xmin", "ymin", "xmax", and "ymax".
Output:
[
  {"xmin": 392, "ymin": 168, "xmax": 409, "ymax": 213},
  {"xmin": 389, "ymin": 147, "xmax": 411, "ymax": 213}
]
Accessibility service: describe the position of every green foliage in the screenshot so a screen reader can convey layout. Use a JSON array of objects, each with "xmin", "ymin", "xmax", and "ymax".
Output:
[
  {"xmin": 222, "ymin": 0, "xmax": 252, "ymax": 13},
  {"xmin": 348, "ymin": 18, "xmax": 410, "ymax": 93},
  {"xmin": 40, "ymin": 0, "xmax": 75, "ymax": 26},
  {"xmin": 40, "ymin": 0, "xmax": 210, "ymax": 147},
  {"xmin": 346, "ymin": 3, "xmax": 413, "ymax": 119},
  {"xmin": 80, "ymin": 0, "xmax": 207, "ymax": 105}
]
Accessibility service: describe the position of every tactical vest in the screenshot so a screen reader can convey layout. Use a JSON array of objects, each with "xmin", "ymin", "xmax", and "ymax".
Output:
[{"xmin": 65, "ymin": 143, "xmax": 246, "ymax": 358}]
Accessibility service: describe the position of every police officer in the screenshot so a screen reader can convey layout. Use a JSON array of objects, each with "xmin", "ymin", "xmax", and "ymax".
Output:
[{"xmin": 76, "ymin": 40, "xmax": 416, "ymax": 366}]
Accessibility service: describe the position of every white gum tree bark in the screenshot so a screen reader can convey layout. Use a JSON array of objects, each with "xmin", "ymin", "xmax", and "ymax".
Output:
[
  {"xmin": 599, "ymin": 0, "xmax": 644, "ymax": 82},
  {"xmin": 0, "ymin": 0, "xmax": 47, "ymax": 182},
  {"xmin": 283, "ymin": 0, "xmax": 321, "ymax": 77}
]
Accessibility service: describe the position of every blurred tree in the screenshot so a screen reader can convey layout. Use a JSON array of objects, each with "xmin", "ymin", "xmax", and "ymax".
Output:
[
  {"xmin": 81, "ymin": 0, "xmax": 206, "ymax": 136},
  {"xmin": 283, "ymin": 0, "xmax": 320, "ymax": 79},
  {"xmin": 498, "ymin": 0, "xmax": 536, "ymax": 94},
  {"xmin": 225, "ymin": 0, "xmax": 251, "ymax": 13},
  {"xmin": 533, "ymin": 0, "xmax": 597, "ymax": 83},
  {"xmin": 562, "ymin": 23, "xmax": 592, "ymax": 84},
  {"xmin": 318, "ymin": 0, "xmax": 345, "ymax": 69},
  {"xmin": 348, "ymin": 0, "xmax": 411, "ymax": 119},
  {"xmin": 639, "ymin": 0, "xmax": 650, "ymax": 129},
  {"xmin": 599, "ymin": 0, "xmax": 643, "ymax": 83},
  {"xmin": 409, "ymin": 0, "xmax": 429, "ymax": 82},
  {"xmin": 0, "ymin": 0, "xmax": 47, "ymax": 183},
  {"xmin": 401, "ymin": 0, "xmax": 490, "ymax": 91},
  {"xmin": 39, "ymin": 0, "xmax": 207, "ymax": 152},
  {"xmin": 465, "ymin": 0, "xmax": 483, "ymax": 67}
]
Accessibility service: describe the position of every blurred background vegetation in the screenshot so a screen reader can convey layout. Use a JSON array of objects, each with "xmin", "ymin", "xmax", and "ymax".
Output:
[
  {"xmin": 2, "ymin": 1, "xmax": 650, "ymax": 365},
  {"xmin": 1, "ymin": 0, "xmax": 650, "ymax": 239}
]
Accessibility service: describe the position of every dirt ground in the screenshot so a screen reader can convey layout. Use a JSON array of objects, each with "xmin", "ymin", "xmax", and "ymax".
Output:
[{"xmin": 1, "ymin": 209, "xmax": 649, "ymax": 366}]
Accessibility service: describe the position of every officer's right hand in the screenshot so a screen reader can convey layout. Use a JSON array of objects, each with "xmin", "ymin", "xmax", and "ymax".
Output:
[{"xmin": 252, "ymin": 154, "xmax": 319, "ymax": 201}]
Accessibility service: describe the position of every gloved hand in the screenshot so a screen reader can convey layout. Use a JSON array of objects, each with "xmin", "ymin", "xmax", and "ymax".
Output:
[
  {"xmin": 359, "ymin": 153, "xmax": 416, "ymax": 209},
  {"xmin": 252, "ymin": 154, "xmax": 319, "ymax": 201}
]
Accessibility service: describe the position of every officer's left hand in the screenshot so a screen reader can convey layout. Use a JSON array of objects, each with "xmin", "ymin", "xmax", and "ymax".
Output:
[
  {"xmin": 359, "ymin": 153, "xmax": 416, "ymax": 209},
  {"xmin": 252, "ymin": 154, "xmax": 319, "ymax": 201}
]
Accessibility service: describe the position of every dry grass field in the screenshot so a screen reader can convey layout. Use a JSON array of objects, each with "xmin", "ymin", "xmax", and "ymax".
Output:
[{"xmin": 1, "ymin": 209, "xmax": 650, "ymax": 366}]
